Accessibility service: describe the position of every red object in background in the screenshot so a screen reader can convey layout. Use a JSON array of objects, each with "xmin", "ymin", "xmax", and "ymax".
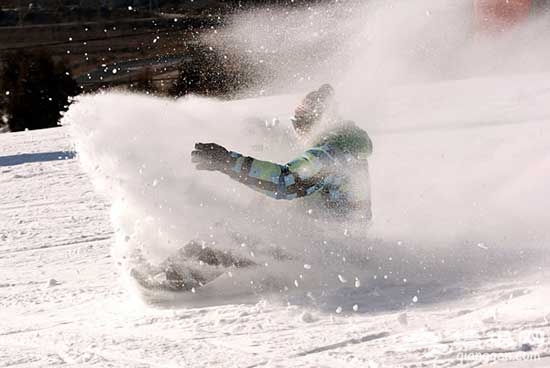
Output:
[{"xmin": 474, "ymin": 0, "xmax": 532, "ymax": 32}]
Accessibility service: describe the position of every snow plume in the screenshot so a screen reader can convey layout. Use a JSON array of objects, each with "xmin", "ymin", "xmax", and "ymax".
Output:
[
  {"xmin": 218, "ymin": 0, "xmax": 550, "ymax": 119},
  {"xmin": 66, "ymin": 0, "xmax": 550, "ymax": 308}
]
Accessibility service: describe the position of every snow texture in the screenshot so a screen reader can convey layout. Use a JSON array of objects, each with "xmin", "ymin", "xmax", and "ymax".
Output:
[
  {"xmin": 3, "ymin": 0, "xmax": 550, "ymax": 366},
  {"xmin": 3, "ymin": 126, "xmax": 550, "ymax": 367}
]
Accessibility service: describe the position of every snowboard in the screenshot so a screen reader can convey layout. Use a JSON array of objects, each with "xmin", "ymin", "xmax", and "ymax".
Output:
[{"xmin": 129, "ymin": 241, "xmax": 257, "ymax": 293}]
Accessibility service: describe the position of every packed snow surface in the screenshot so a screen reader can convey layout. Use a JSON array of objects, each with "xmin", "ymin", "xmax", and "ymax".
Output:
[
  {"xmin": 3, "ymin": 0, "xmax": 550, "ymax": 366},
  {"xmin": 1, "ymin": 73, "xmax": 549, "ymax": 367}
]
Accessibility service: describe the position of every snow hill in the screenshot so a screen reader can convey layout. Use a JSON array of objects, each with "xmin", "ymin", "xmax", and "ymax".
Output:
[
  {"xmin": 4, "ymin": 0, "xmax": 550, "ymax": 365},
  {"xmin": 2, "ymin": 70, "xmax": 550, "ymax": 367}
]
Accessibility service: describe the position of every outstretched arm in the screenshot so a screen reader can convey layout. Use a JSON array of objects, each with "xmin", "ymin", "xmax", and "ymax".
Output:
[{"xmin": 191, "ymin": 143, "xmax": 333, "ymax": 199}]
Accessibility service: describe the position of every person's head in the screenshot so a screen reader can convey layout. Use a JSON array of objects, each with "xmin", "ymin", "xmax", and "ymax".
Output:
[{"xmin": 292, "ymin": 84, "xmax": 335, "ymax": 137}]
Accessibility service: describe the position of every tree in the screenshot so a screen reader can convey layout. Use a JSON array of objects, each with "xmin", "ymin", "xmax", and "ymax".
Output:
[
  {"xmin": 129, "ymin": 68, "xmax": 157, "ymax": 94},
  {"xmin": 169, "ymin": 44, "xmax": 258, "ymax": 98},
  {"xmin": 0, "ymin": 50, "xmax": 79, "ymax": 132},
  {"xmin": 0, "ymin": 84, "xmax": 6, "ymax": 131}
]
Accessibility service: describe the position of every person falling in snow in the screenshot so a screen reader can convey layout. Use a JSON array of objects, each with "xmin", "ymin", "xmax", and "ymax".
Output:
[
  {"xmin": 192, "ymin": 83, "xmax": 373, "ymax": 222},
  {"xmin": 131, "ymin": 84, "xmax": 374, "ymax": 291}
]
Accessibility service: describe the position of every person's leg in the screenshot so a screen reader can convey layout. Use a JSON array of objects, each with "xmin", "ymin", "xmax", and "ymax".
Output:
[{"xmin": 181, "ymin": 241, "xmax": 256, "ymax": 268}]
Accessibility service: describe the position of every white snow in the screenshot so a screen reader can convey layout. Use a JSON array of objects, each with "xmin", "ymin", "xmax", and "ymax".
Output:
[
  {"xmin": 2, "ymin": 71, "xmax": 550, "ymax": 366},
  {"xmin": 3, "ymin": 0, "xmax": 550, "ymax": 366}
]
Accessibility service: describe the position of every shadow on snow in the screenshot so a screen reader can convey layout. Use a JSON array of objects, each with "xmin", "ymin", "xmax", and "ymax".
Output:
[{"xmin": 0, "ymin": 151, "xmax": 76, "ymax": 167}]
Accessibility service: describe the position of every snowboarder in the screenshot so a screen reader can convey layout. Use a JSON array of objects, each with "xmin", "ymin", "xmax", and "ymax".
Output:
[
  {"xmin": 131, "ymin": 84, "xmax": 374, "ymax": 292},
  {"xmin": 191, "ymin": 84, "xmax": 373, "ymax": 222}
]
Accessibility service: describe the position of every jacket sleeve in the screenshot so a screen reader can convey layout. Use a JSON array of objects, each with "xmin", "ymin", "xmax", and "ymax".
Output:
[{"xmin": 224, "ymin": 147, "xmax": 333, "ymax": 200}]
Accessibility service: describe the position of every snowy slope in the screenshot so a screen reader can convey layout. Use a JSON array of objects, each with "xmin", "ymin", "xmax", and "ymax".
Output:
[
  {"xmin": 4, "ymin": 0, "xmax": 550, "ymax": 364},
  {"xmin": 2, "ymin": 70, "xmax": 550, "ymax": 367}
]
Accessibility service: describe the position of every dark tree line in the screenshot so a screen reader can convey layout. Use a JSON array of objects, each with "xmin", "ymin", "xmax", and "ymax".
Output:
[
  {"xmin": 0, "ymin": 44, "xmax": 259, "ymax": 134},
  {"xmin": 120, "ymin": 43, "xmax": 262, "ymax": 99},
  {"xmin": 0, "ymin": 50, "xmax": 79, "ymax": 132},
  {"xmin": 169, "ymin": 44, "xmax": 261, "ymax": 99}
]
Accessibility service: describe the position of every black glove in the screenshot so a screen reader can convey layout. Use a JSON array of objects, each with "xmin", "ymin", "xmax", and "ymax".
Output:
[{"xmin": 191, "ymin": 143, "xmax": 234, "ymax": 172}]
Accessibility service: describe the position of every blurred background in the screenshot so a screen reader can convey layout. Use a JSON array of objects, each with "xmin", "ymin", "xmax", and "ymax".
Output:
[{"xmin": 1, "ymin": 0, "xmax": 550, "ymax": 133}]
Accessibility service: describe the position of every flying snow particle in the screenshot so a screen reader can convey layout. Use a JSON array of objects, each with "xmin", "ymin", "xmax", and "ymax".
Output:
[
  {"xmin": 412, "ymin": 296, "xmax": 418, "ymax": 303},
  {"xmin": 477, "ymin": 242, "xmax": 489, "ymax": 250},
  {"xmin": 337, "ymin": 274, "xmax": 347, "ymax": 283},
  {"xmin": 47, "ymin": 278, "xmax": 60, "ymax": 287},
  {"xmin": 301, "ymin": 311, "xmax": 317, "ymax": 323},
  {"xmin": 335, "ymin": 306, "xmax": 342, "ymax": 314},
  {"xmin": 354, "ymin": 278, "xmax": 361, "ymax": 288},
  {"xmin": 304, "ymin": 264, "xmax": 312, "ymax": 270},
  {"xmin": 128, "ymin": 6, "xmax": 133, "ymax": 10},
  {"xmin": 353, "ymin": 304, "xmax": 359, "ymax": 312},
  {"xmin": 112, "ymin": 68, "xmax": 118, "ymax": 74}
]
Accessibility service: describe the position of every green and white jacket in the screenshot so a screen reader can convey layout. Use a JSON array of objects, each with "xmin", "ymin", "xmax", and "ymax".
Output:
[{"xmin": 226, "ymin": 121, "xmax": 373, "ymax": 220}]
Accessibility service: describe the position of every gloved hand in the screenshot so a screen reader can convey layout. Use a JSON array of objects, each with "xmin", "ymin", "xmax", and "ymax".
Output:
[{"xmin": 191, "ymin": 143, "xmax": 234, "ymax": 172}]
